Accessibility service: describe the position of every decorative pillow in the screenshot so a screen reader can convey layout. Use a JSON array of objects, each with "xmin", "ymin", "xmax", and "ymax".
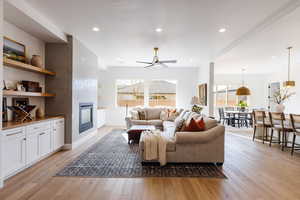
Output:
[
  {"xmin": 160, "ymin": 109, "xmax": 169, "ymax": 120},
  {"xmin": 138, "ymin": 110, "xmax": 146, "ymax": 120},
  {"xmin": 182, "ymin": 111, "xmax": 192, "ymax": 120},
  {"xmin": 196, "ymin": 117, "xmax": 206, "ymax": 130},
  {"xmin": 130, "ymin": 110, "xmax": 139, "ymax": 120},
  {"xmin": 179, "ymin": 110, "xmax": 188, "ymax": 118},
  {"xmin": 166, "ymin": 109, "xmax": 180, "ymax": 121},
  {"xmin": 174, "ymin": 116, "xmax": 185, "ymax": 132},
  {"xmin": 181, "ymin": 118, "xmax": 206, "ymax": 132}
]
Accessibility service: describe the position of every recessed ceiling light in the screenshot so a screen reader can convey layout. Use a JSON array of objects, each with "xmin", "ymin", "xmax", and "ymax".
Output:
[
  {"xmin": 155, "ymin": 28, "xmax": 163, "ymax": 33},
  {"xmin": 92, "ymin": 27, "xmax": 100, "ymax": 32},
  {"xmin": 219, "ymin": 28, "xmax": 226, "ymax": 33}
]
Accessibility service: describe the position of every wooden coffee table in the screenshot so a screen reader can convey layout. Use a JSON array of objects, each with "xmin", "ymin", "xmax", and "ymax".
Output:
[{"xmin": 127, "ymin": 125, "xmax": 156, "ymax": 144}]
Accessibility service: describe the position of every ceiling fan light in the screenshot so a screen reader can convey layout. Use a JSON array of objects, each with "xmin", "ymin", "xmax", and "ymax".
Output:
[
  {"xmin": 236, "ymin": 86, "xmax": 251, "ymax": 96},
  {"xmin": 283, "ymin": 80, "xmax": 295, "ymax": 88}
]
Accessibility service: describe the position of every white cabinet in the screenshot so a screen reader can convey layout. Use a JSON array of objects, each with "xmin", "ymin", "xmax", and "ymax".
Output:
[
  {"xmin": 39, "ymin": 129, "xmax": 52, "ymax": 157},
  {"xmin": 52, "ymin": 119, "xmax": 65, "ymax": 151},
  {"xmin": 2, "ymin": 128, "xmax": 26, "ymax": 177},
  {"xmin": 26, "ymin": 131, "xmax": 40, "ymax": 165},
  {"xmin": 97, "ymin": 109, "xmax": 106, "ymax": 128},
  {"xmin": 26, "ymin": 122, "xmax": 52, "ymax": 161},
  {"xmin": 2, "ymin": 117, "xmax": 64, "ymax": 178}
]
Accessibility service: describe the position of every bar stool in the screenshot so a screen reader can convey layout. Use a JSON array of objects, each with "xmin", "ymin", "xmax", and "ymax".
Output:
[
  {"xmin": 289, "ymin": 114, "xmax": 300, "ymax": 155},
  {"xmin": 269, "ymin": 112, "xmax": 293, "ymax": 151},
  {"xmin": 252, "ymin": 110, "xmax": 271, "ymax": 143}
]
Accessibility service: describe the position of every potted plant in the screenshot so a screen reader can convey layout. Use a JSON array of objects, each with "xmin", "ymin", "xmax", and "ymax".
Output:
[
  {"xmin": 237, "ymin": 100, "xmax": 248, "ymax": 112},
  {"xmin": 272, "ymin": 88, "xmax": 295, "ymax": 112}
]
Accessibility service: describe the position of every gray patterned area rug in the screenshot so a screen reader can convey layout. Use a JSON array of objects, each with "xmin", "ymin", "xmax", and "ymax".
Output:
[{"xmin": 56, "ymin": 129, "xmax": 226, "ymax": 178}]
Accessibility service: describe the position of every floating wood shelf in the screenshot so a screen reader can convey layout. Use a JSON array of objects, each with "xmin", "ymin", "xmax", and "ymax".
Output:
[
  {"xmin": 3, "ymin": 57, "xmax": 56, "ymax": 76},
  {"xmin": 3, "ymin": 90, "xmax": 56, "ymax": 97}
]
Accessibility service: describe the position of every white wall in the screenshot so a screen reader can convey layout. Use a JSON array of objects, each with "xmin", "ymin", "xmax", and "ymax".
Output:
[
  {"xmin": 198, "ymin": 63, "xmax": 214, "ymax": 116},
  {"xmin": 268, "ymin": 62, "xmax": 300, "ymax": 114},
  {"xmin": 98, "ymin": 67, "xmax": 199, "ymax": 126},
  {"xmin": 214, "ymin": 73, "xmax": 270, "ymax": 109},
  {"xmin": 3, "ymin": 20, "xmax": 45, "ymax": 120}
]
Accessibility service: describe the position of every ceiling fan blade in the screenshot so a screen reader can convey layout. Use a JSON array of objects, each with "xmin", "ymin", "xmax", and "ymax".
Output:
[
  {"xmin": 136, "ymin": 61, "xmax": 153, "ymax": 64},
  {"xmin": 159, "ymin": 60, "xmax": 177, "ymax": 63},
  {"xmin": 159, "ymin": 63, "xmax": 169, "ymax": 68},
  {"xmin": 144, "ymin": 64, "xmax": 155, "ymax": 68}
]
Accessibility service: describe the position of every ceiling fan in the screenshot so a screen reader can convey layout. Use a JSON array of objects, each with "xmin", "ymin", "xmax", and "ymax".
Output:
[{"xmin": 136, "ymin": 47, "xmax": 177, "ymax": 68}]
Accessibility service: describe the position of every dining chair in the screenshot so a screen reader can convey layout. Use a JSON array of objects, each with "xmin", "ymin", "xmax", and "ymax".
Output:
[
  {"xmin": 269, "ymin": 112, "xmax": 293, "ymax": 151},
  {"xmin": 218, "ymin": 107, "xmax": 229, "ymax": 125},
  {"xmin": 252, "ymin": 110, "xmax": 271, "ymax": 143},
  {"xmin": 247, "ymin": 112, "xmax": 253, "ymax": 127},
  {"xmin": 236, "ymin": 112, "xmax": 248, "ymax": 128},
  {"xmin": 289, "ymin": 114, "xmax": 300, "ymax": 155}
]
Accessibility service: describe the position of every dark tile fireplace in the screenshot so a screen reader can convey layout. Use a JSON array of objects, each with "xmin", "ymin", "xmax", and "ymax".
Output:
[{"xmin": 79, "ymin": 103, "xmax": 93, "ymax": 133}]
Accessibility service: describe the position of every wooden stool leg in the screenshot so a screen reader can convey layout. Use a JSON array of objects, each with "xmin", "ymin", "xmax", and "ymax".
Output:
[
  {"xmin": 278, "ymin": 131, "xmax": 281, "ymax": 145},
  {"xmin": 291, "ymin": 134, "xmax": 296, "ymax": 155},
  {"xmin": 281, "ymin": 131, "xmax": 285, "ymax": 151},
  {"xmin": 269, "ymin": 129, "xmax": 273, "ymax": 147},
  {"xmin": 262, "ymin": 127, "xmax": 265, "ymax": 144},
  {"xmin": 253, "ymin": 126, "xmax": 257, "ymax": 141}
]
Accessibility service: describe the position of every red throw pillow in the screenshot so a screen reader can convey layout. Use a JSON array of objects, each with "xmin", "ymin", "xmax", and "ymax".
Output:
[
  {"xmin": 196, "ymin": 118, "xmax": 206, "ymax": 131},
  {"xmin": 182, "ymin": 118, "xmax": 205, "ymax": 132}
]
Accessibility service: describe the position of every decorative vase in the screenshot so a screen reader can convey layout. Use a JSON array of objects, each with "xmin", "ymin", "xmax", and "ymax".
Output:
[
  {"xmin": 36, "ymin": 108, "xmax": 45, "ymax": 118},
  {"xmin": 31, "ymin": 55, "xmax": 42, "ymax": 68},
  {"xmin": 275, "ymin": 104, "xmax": 285, "ymax": 113}
]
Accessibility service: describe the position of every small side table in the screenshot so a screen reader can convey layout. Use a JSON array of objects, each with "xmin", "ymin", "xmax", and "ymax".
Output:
[{"xmin": 127, "ymin": 125, "xmax": 155, "ymax": 144}]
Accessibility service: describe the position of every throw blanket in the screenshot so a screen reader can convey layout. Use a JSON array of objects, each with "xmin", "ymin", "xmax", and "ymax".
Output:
[{"xmin": 141, "ymin": 130, "xmax": 167, "ymax": 166}]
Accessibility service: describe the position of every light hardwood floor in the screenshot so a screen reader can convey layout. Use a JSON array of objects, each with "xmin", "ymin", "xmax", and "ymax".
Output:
[{"xmin": 0, "ymin": 126, "xmax": 300, "ymax": 200}]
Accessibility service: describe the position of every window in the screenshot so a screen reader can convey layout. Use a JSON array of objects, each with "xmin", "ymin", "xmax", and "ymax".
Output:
[
  {"xmin": 116, "ymin": 80, "xmax": 144, "ymax": 107},
  {"xmin": 116, "ymin": 79, "xmax": 177, "ymax": 107},
  {"xmin": 214, "ymin": 84, "xmax": 248, "ymax": 107},
  {"xmin": 214, "ymin": 85, "xmax": 227, "ymax": 107},
  {"xmin": 149, "ymin": 80, "xmax": 177, "ymax": 107}
]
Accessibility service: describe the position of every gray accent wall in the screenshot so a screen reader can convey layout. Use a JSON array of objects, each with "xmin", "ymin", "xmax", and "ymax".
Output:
[
  {"xmin": 45, "ymin": 35, "xmax": 98, "ymax": 145},
  {"xmin": 45, "ymin": 36, "xmax": 73, "ymax": 144}
]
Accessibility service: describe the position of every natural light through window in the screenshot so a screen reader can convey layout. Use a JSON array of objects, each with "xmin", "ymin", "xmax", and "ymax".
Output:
[
  {"xmin": 116, "ymin": 80, "xmax": 144, "ymax": 107},
  {"xmin": 149, "ymin": 80, "xmax": 177, "ymax": 107}
]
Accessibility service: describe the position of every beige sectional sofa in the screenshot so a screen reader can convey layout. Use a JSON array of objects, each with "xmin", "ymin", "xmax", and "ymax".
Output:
[
  {"xmin": 126, "ymin": 108, "xmax": 225, "ymax": 165},
  {"xmin": 125, "ymin": 107, "xmax": 170, "ymax": 130}
]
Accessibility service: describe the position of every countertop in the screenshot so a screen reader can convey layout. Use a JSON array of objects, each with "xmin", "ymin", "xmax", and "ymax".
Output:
[{"xmin": 2, "ymin": 115, "xmax": 64, "ymax": 131}]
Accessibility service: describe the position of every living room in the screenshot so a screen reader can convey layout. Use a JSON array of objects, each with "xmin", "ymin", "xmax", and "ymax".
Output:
[{"xmin": 1, "ymin": 0, "xmax": 300, "ymax": 200}]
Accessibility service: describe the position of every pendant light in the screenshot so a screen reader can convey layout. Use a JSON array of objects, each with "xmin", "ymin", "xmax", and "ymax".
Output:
[
  {"xmin": 283, "ymin": 47, "xmax": 295, "ymax": 87},
  {"xmin": 236, "ymin": 68, "xmax": 251, "ymax": 96}
]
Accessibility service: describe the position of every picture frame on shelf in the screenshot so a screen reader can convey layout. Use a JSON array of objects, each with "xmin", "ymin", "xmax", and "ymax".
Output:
[{"xmin": 3, "ymin": 36, "xmax": 26, "ymax": 63}]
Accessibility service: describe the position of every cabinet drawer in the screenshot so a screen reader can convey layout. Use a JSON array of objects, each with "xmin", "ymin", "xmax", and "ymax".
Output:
[
  {"xmin": 26, "ymin": 122, "xmax": 51, "ymax": 133},
  {"xmin": 3, "ymin": 127, "xmax": 25, "ymax": 137},
  {"xmin": 54, "ymin": 118, "xmax": 64, "ymax": 127}
]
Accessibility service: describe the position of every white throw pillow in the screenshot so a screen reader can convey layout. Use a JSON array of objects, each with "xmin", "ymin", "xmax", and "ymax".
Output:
[{"xmin": 130, "ymin": 110, "xmax": 139, "ymax": 120}]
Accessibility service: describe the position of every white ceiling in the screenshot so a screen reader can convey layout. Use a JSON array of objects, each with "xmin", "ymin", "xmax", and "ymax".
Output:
[
  {"xmin": 216, "ymin": 1, "xmax": 300, "ymax": 74},
  {"xmin": 24, "ymin": 0, "xmax": 296, "ymax": 69}
]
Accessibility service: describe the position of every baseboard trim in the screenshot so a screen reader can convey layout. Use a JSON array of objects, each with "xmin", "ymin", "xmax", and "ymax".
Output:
[
  {"xmin": 62, "ymin": 144, "xmax": 72, "ymax": 150},
  {"xmin": 71, "ymin": 130, "xmax": 97, "ymax": 149}
]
